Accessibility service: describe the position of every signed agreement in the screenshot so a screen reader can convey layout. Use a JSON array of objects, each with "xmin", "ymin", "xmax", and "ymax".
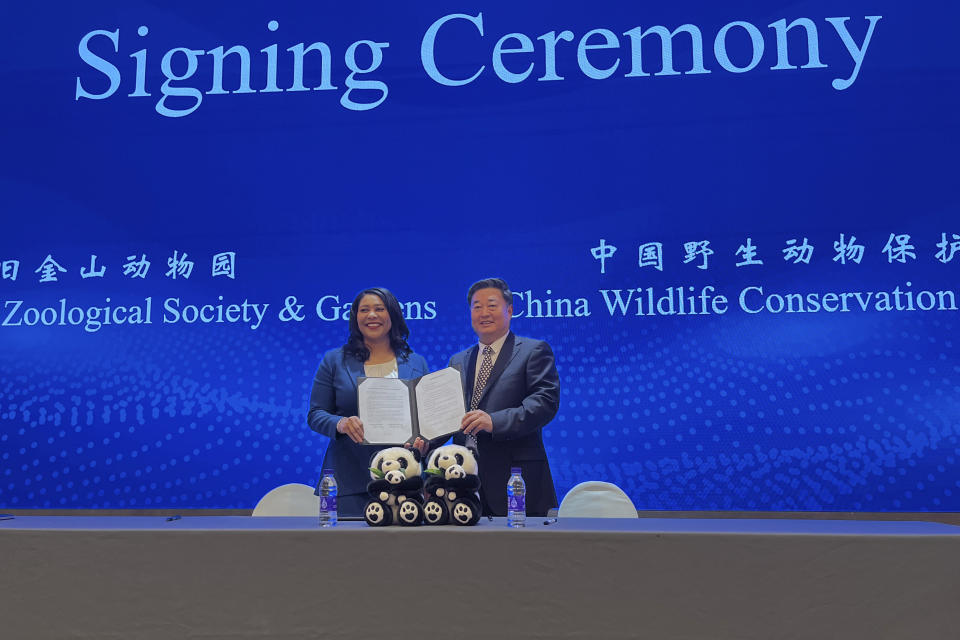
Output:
[{"xmin": 358, "ymin": 366, "xmax": 464, "ymax": 444}]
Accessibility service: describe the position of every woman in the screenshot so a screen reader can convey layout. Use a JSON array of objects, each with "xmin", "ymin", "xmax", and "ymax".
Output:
[{"xmin": 307, "ymin": 287, "xmax": 430, "ymax": 518}]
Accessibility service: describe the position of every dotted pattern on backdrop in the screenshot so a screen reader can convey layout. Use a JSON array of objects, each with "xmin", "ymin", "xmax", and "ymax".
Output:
[{"xmin": 1, "ymin": 312, "xmax": 959, "ymax": 511}]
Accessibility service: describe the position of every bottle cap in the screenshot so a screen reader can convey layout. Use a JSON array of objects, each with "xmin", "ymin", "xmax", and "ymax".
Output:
[
  {"xmin": 322, "ymin": 469, "xmax": 334, "ymax": 476},
  {"xmin": 510, "ymin": 467, "xmax": 521, "ymax": 474}
]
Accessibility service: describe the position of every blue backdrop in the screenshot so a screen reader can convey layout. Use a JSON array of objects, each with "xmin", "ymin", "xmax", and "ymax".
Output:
[{"xmin": 2, "ymin": 1, "xmax": 958, "ymax": 511}]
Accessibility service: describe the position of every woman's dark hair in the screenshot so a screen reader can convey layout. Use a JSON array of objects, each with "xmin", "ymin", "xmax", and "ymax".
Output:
[{"xmin": 343, "ymin": 287, "xmax": 413, "ymax": 363}]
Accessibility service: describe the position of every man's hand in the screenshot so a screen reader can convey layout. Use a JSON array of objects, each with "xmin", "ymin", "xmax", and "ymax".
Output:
[
  {"xmin": 336, "ymin": 416, "xmax": 364, "ymax": 443},
  {"xmin": 461, "ymin": 410, "xmax": 493, "ymax": 436}
]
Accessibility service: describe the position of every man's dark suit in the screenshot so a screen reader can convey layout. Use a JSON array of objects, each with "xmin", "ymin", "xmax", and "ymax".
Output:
[{"xmin": 448, "ymin": 332, "xmax": 560, "ymax": 516}]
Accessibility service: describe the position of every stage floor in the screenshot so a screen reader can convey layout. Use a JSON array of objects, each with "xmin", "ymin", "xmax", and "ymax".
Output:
[{"xmin": 3, "ymin": 516, "xmax": 959, "ymax": 640}]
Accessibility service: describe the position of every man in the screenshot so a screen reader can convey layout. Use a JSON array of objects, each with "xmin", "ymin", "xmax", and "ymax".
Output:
[{"xmin": 449, "ymin": 277, "xmax": 560, "ymax": 517}]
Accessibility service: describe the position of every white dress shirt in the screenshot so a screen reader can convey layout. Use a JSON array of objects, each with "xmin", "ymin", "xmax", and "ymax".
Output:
[
  {"xmin": 364, "ymin": 358, "xmax": 398, "ymax": 378},
  {"xmin": 473, "ymin": 333, "xmax": 509, "ymax": 391}
]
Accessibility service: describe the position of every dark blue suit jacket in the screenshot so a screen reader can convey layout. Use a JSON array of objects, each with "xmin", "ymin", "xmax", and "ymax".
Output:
[
  {"xmin": 307, "ymin": 347, "xmax": 430, "ymax": 517},
  {"xmin": 449, "ymin": 332, "xmax": 560, "ymax": 516}
]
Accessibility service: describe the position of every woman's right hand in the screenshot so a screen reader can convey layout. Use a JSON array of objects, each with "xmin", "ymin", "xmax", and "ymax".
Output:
[{"xmin": 336, "ymin": 416, "xmax": 365, "ymax": 443}]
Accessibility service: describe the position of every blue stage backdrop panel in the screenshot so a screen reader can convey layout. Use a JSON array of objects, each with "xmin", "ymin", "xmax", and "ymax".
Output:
[{"xmin": 2, "ymin": 1, "xmax": 958, "ymax": 510}]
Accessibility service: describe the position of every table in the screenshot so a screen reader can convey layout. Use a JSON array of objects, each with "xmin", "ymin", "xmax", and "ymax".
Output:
[{"xmin": 2, "ymin": 516, "xmax": 959, "ymax": 639}]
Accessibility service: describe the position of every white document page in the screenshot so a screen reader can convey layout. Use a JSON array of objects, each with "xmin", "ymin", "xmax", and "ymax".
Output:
[
  {"xmin": 359, "ymin": 377, "xmax": 413, "ymax": 444},
  {"xmin": 414, "ymin": 367, "xmax": 466, "ymax": 441}
]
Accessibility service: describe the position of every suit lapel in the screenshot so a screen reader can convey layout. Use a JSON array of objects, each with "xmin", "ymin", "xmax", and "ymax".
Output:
[
  {"xmin": 344, "ymin": 355, "xmax": 365, "ymax": 388},
  {"xmin": 476, "ymin": 332, "xmax": 517, "ymax": 408},
  {"xmin": 463, "ymin": 346, "xmax": 479, "ymax": 404},
  {"xmin": 397, "ymin": 357, "xmax": 416, "ymax": 379}
]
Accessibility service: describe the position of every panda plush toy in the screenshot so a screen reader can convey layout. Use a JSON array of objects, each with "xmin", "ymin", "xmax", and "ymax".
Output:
[
  {"xmin": 364, "ymin": 447, "xmax": 425, "ymax": 527},
  {"xmin": 422, "ymin": 444, "xmax": 482, "ymax": 526}
]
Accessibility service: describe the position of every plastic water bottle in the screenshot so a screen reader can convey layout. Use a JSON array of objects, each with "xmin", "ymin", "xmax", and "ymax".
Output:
[
  {"xmin": 507, "ymin": 467, "xmax": 526, "ymax": 528},
  {"xmin": 318, "ymin": 469, "xmax": 338, "ymax": 527}
]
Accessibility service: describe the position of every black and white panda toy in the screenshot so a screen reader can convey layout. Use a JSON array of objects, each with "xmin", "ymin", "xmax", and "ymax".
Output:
[
  {"xmin": 422, "ymin": 444, "xmax": 482, "ymax": 526},
  {"xmin": 364, "ymin": 447, "xmax": 425, "ymax": 527}
]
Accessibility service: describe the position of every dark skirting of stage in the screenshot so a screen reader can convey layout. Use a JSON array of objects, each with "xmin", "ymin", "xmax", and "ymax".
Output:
[{"xmin": 2, "ymin": 516, "xmax": 959, "ymax": 639}]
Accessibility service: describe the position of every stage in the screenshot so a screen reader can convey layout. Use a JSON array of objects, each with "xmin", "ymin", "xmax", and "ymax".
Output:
[{"xmin": 2, "ymin": 516, "xmax": 959, "ymax": 639}]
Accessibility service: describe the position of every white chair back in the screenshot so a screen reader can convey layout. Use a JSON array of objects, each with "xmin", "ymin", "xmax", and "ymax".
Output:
[
  {"xmin": 558, "ymin": 481, "xmax": 638, "ymax": 518},
  {"xmin": 252, "ymin": 483, "xmax": 319, "ymax": 517}
]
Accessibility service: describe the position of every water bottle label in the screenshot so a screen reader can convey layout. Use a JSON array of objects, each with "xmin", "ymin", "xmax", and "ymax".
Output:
[
  {"xmin": 320, "ymin": 496, "xmax": 337, "ymax": 511},
  {"xmin": 508, "ymin": 496, "xmax": 525, "ymax": 511}
]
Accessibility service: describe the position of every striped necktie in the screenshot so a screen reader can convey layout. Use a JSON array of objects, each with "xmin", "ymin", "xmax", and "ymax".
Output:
[{"xmin": 466, "ymin": 345, "xmax": 494, "ymax": 451}]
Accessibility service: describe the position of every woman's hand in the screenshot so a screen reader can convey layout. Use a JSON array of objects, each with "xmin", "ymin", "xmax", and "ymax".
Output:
[
  {"xmin": 336, "ymin": 416, "xmax": 365, "ymax": 443},
  {"xmin": 404, "ymin": 437, "xmax": 429, "ymax": 457},
  {"xmin": 412, "ymin": 437, "xmax": 428, "ymax": 456}
]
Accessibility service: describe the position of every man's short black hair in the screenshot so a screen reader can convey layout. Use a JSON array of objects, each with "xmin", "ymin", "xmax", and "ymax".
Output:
[{"xmin": 467, "ymin": 278, "xmax": 513, "ymax": 306}]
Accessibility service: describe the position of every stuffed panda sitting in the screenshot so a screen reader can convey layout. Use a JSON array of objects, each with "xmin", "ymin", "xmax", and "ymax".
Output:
[
  {"xmin": 364, "ymin": 447, "xmax": 425, "ymax": 527},
  {"xmin": 422, "ymin": 444, "xmax": 482, "ymax": 526}
]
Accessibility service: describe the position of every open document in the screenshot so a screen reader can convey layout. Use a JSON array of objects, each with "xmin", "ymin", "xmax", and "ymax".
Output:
[
  {"xmin": 357, "ymin": 377, "xmax": 413, "ymax": 444},
  {"xmin": 357, "ymin": 366, "xmax": 465, "ymax": 445}
]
